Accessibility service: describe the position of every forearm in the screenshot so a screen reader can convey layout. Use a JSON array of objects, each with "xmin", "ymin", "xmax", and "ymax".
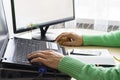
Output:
[
  {"xmin": 58, "ymin": 56, "xmax": 120, "ymax": 80},
  {"xmin": 83, "ymin": 31, "xmax": 120, "ymax": 47}
]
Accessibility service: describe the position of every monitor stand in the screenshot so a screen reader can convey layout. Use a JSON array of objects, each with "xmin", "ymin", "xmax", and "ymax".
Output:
[{"xmin": 32, "ymin": 25, "xmax": 57, "ymax": 42}]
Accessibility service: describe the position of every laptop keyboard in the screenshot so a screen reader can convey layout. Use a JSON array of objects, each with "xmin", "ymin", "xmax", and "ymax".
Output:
[{"xmin": 13, "ymin": 38, "xmax": 58, "ymax": 63}]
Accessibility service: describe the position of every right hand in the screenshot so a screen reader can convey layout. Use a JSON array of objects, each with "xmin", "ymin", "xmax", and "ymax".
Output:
[
  {"xmin": 27, "ymin": 50, "xmax": 64, "ymax": 69},
  {"xmin": 55, "ymin": 32, "xmax": 83, "ymax": 46}
]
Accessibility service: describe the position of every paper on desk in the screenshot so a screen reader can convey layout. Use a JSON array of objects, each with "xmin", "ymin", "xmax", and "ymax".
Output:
[{"xmin": 67, "ymin": 49, "xmax": 116, "ymax": 66}]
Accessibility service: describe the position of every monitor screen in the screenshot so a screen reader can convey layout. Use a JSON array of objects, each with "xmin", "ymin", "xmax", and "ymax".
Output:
[{"xmin": 11, "ymin": 0, "xmax": 75, "ymax": 41}]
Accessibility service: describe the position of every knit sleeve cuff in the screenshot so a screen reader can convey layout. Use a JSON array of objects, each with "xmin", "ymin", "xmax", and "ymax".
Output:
[{"xmin": 58, "ymin": 56, "xmax": 86, "ymax": 78}]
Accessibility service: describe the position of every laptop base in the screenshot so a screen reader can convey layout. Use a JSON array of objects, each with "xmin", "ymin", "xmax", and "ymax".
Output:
[{"xmin": 0, "ymin": 68, "xmax": 71, "ymax": 80}]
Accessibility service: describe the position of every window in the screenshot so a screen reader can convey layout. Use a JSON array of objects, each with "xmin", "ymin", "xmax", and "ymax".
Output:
[{"xmin": 75, "ymin": 0, "xmax": 120, "ymax": 31}]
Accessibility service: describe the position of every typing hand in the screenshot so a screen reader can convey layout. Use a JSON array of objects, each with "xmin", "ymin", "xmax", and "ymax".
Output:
[{"xmin": 27, "ymin": 50, "xmax": 64, "ymax": 69}]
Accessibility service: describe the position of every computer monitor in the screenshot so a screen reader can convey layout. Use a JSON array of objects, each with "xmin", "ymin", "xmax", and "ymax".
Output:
[{"xmin": 11, "ymin": 0, "xmax": 75, "ymax": 41}]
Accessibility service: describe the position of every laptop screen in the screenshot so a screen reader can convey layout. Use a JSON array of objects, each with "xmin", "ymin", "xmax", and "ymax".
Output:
[{"xmin": 0, "ymin": 0, "xmax": 9, "ymax": 59}]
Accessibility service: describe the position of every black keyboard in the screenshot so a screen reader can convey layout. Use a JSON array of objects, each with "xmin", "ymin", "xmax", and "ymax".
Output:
[{"xmin": 13, "ymin": 38, "xmax": 49, "ymax": 63}]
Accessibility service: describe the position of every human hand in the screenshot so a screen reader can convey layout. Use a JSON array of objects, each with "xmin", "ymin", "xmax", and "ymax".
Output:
[
  {"xmin": 27, "ymin": 50, "xmax": 64, "ymax": 69},
  {"xmin": 56, "ymin": 32, "xmax": 83, "ymax": 46}
]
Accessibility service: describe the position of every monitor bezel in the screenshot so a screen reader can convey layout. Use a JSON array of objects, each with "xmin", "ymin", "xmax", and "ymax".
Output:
[{"xmin": 10, "ymin": 0, "xmax": 75, "ymax": 33}]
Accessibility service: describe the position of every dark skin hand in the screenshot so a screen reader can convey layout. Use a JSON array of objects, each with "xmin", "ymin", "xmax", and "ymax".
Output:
[
  {"xmin": 56, "ymin": 32, "xmax": 83, "ymax": 46},
  {"xmin": 27, "ymin": 50, "xmax": 64, "ymax": 69}
]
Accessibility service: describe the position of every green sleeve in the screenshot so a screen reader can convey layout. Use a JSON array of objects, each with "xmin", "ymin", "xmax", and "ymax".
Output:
[
  {"xmin": 58, "ymin": 56, "xmax": 120, "ymax": 80},
  {"xmin": 83, "ymin": 31, "xmax": 120, "ymax": 47}
]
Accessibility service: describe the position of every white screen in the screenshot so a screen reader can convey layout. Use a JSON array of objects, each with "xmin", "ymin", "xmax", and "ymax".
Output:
[{"xmin": 13, "ymin": 0, "xmax": 74, "ymax": 30}]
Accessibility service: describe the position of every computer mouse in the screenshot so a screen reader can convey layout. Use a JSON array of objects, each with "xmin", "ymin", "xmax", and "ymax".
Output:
[{"xmin": 27, "ymin": 58, "xmax": 41, "ymax": 67}]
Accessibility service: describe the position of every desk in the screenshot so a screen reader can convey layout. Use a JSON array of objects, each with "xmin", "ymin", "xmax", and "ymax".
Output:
[{"xmin": 14, "ymin": 29, "xmax": 120, "ymax": 80}]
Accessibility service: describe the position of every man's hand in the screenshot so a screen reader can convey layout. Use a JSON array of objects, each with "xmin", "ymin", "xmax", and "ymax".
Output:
[
  {"xmin": 27, "ymin": 50, "xmax": 64, "ymax": 69},
  {"xmin": 56, "ymin": 32, "xmax": 83, "ymax": 46}
]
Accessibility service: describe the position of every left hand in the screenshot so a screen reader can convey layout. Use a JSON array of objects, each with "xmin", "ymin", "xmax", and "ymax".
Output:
[
  {"xmin": 55, "ymin": 32, "xmax": 83, "ymax": 46},
  {"xmin": 27, "ymin": 50, "xmax": 64, "ymax": 69}
]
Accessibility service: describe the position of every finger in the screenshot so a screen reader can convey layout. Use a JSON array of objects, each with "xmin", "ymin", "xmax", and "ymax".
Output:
[
  {"xmin": 28, "ymin": 50, "xmax": 51, "ymax": 56},
  {"xmin": 56, "ymin": 35, "xmax": 65, "ymax": 42},
  {"xmin": 55, "ymin": 32, "xmax": 68, "ymax": 42},
  {"xmin": 27, "ymin": 52, "xmax": 46, "ymax": 59},
  {"xmin": 55, "ymin": 33, "xmax": 64, "ymax": 41},
  {"xmin": 56, "ymin": 33, "xmax": 76, "ymax": 43},
  {"xmin": 27, "ymin": 50, "xmax": 42, "ymax": 56},
  {"xmin": 30, "ymin": 57, "xmax": 46, "ymax": 63},
  {"xmin": 37, "ymin": 50, "xmax": 53, "ymax": 55},
  {"xmin": 27, "ymin": 50, "xmax": 53, "ymax": 59},
  {"xmin": 66, "ymin": 33, "xmax": 76, "ymax": 40}
]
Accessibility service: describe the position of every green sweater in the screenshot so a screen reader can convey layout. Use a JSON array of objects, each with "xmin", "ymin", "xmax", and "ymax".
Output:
[{"xmin": 58, "ymin": 31, "xmax": 120, "ymax": 80}]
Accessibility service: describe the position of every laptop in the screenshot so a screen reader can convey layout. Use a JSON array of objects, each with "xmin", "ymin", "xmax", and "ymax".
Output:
[{"xmin": 0, "ymin": 0, "xmax": 69, "ymax": 79}]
